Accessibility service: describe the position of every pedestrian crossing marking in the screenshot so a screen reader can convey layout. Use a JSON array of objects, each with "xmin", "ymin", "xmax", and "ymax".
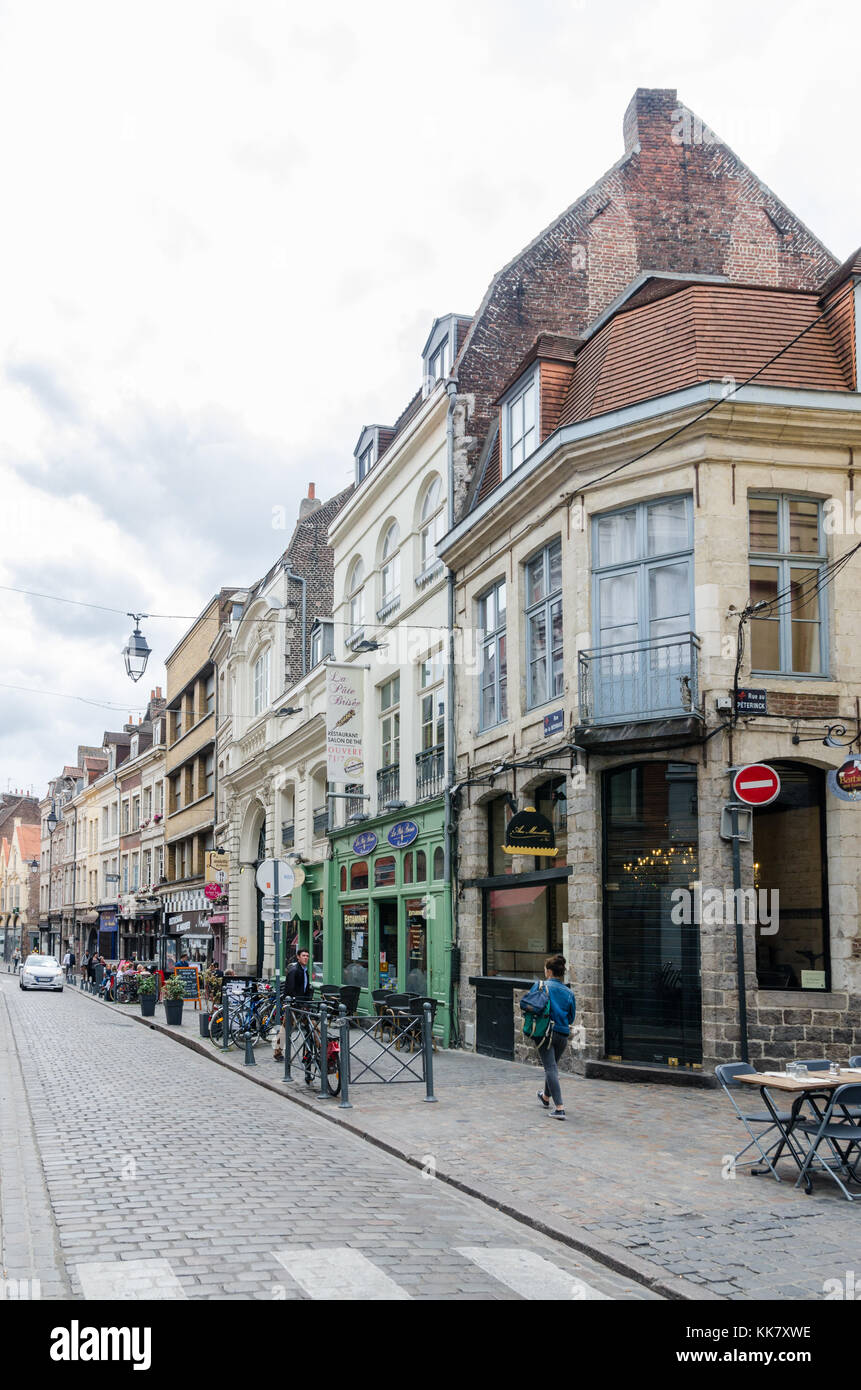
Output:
[
  {"xmin": 74, "ymin": 1259, "xmax": 188, "ymax": 1300},
  {"xmin": 456, "ymin": 1247, "xmax": 611, "ymax": 1300},
  {"xmin": 273, "ymin": 1247, "xmax": 412, "ymax": 1300}
]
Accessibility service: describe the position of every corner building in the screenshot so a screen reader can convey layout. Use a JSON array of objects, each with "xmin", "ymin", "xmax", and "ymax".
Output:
[{"xmin": 437, "ymin": 88, "xmax": 861, "ymax": 1076}]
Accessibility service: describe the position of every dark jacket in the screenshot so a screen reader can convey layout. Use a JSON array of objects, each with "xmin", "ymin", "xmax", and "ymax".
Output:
[{"xmin": 285, "ymin": 959, "xmax": 312, "ymax": 1001}]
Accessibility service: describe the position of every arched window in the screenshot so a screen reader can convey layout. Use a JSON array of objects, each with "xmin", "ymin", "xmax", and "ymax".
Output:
[
  {"xmin": 415, "ymin": 849, "xmax": 427, "ymax": 882},
  {"xmin": 350, "ymin": 860, "xmax": 369, "ymax": 890},
  {"xmin": 433, "ymin": 846, "xmax": 445, "ymax": 880},
  {"xmin": 348, "ymin": 558, "xmax": 365, "ymax": 635},
  {"xmin": 375, "ymin": 855, "xmax": 396, "ymax": 887},
  {"xmin": 340, "ymin": 865, "xmax": 347, "ymax": 892},
  {"xmin": 419, "ymin": 477, "xmax": 444, "ymax": 574},
  {"xmin": 380, "ymin": 522, "xmax": 400, "ymax": 610}
]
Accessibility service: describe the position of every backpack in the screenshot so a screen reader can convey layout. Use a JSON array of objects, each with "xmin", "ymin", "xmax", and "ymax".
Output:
[{"xmin": 520, "ymin": 980, "xmax": 553, "ymax": 1048}]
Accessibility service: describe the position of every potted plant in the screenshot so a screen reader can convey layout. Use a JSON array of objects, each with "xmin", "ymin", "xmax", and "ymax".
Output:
[
  {"xmin": 162, "ymin": 973, "xmax": 186, "ymax": 1025},
  {"xmin": 138, "ymin": 972, "xmax": 157, "ymax": 1017},
  {"xmin": 153, "ymin": 812, "xmax": 163, "ymax": 824}
]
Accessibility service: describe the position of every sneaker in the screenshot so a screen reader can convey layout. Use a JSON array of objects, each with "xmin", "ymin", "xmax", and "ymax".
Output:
[
  {"xmin": 552, "ymin": 1109, "xmax": 566, "ymax": 1121},
  {"xmin": 537, "ymin": 1090, "xmax": 550, "ymax": 1109}
]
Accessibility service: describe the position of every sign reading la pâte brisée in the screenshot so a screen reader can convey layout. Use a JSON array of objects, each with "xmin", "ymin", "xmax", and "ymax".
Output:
[{"xmin": 326, "ymin": 665, "xmax": 364, "ymax": 782}]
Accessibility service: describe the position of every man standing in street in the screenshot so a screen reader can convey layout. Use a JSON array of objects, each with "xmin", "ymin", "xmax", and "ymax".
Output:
[
  {"xmin": 12, "ymin": 947, "xmax": 21, "ymax": 974},
  {"xmin": 62, "ymin": 947, "xmax": 72, "ymax": 982},
  {"xmin": 276, "ymin": 949, "xmax": 314, "ymax": 1078}
]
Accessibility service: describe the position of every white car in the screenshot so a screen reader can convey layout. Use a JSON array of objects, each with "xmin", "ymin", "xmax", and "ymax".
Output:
[{"xmin": 19, "ymin": 954, "xmax": 64, "ymax": 992}]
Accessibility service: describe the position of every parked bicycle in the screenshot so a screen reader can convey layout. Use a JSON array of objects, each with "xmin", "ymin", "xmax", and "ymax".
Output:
[
  {"xmin": 208, "ymin": 981, "xmax": 278, "ymax": 1050},
  {"xmin": 289, "ymin": 998, "xmax": 342, "ymax": 1096}
]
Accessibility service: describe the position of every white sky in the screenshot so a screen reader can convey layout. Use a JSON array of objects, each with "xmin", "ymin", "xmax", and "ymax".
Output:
[{"xmin": 1, "ymin": 0, "xmax": 859, "ymax": 793}]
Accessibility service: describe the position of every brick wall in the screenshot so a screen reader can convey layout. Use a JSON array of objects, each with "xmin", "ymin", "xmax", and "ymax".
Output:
[{"xmin": 452, "ymin": 87, "xmax": 837, "ymax": 520}]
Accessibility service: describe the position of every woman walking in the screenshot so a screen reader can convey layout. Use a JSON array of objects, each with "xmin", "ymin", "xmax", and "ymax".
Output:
[{"xmin": 535, "ymin": 953, "xmax": 576, "ymax": 1121}]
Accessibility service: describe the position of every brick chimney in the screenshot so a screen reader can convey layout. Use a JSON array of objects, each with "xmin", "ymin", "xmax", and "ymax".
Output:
[
  {"xmin": 623, "ymin": 87, "xmax": 681, "ymax": 155},
  {"xmin": 299, "ymin": 482, "xmax": 321, "ymax": 520}
]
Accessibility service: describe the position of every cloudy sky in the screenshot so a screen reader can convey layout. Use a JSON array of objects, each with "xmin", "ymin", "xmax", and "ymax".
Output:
[{"xmin": 1, "ymin": 0, "xmax": 859, "ymax": 794}]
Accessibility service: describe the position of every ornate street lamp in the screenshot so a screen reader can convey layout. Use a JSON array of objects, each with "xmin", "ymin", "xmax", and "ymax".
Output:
[{"xmin": 123, "ymin": 613, "xmax": 151, "ymax": 683}]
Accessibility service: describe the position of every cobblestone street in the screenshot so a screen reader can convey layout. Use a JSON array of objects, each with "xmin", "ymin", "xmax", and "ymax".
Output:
[
  {"xmin": 0, "ymin": 976, "xmax": 654, "ymax": 1301},
  {"xmin": 70, "ymin": 982, "xmax": 861, "ymax": 1302}
]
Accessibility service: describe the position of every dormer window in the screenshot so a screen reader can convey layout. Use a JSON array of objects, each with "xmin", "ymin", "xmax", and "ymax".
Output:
[
  {"xmin": 422, "ymin": 314, "xmax": 460, "ymax": 396},
  {"xmin": 358, "ymin": 441, "xmax": 375, "ymax": 481},
  {"xmin": 379, "ymin": 521, "xmax": 401, "ymax": 617},
  {"xmin": 152, "ymin": 720, "xmax": 162, "ymax": 746},
  {"xmin": 310, "ymin": 619, "xmax": 334, "ymax": 668},
  {"xmin": 130, "ymin": 735, "xmax": 139, "ymax": 759},
  {"xmin": 501, "ymin": 366, "xmax": 538, "ymax": 477}
]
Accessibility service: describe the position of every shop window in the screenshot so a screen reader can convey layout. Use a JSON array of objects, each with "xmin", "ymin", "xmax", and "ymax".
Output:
[
  {"xmin": 533, "ymin": 777, "xmax": 568, "ymax": 868},
  {"xmin": 487, "ymin": 798, "xmax": 514, "ymax": 876},
  {"xmin": 754, "ymin": 762, "xmax": 829, "ymax": 991},
  {"xmin": 375, "ymin": 855, "xmax": 396, "ymax": 888},
  {"xmin": 406, "ymin": 900, "xmax": 428, "ymax": 994},
  {"xmin": 311, "ymin": 892, "xmax": 324, "ymax": 983},
  {"xmin": 432, "ymin": 846, "xmax": 445, "ymax": 879},
  {"xmin": 415, "ymin": 849, "xmax": 427, "ymax": 882},
  {"xmin": 378, "ymin": 900, "xmax": 399, "ymax": 990},
  {"xmin": 403, "ymin": 852, "xmax": 413, "ymax": 884},
  {"xmin": 342, "ymin": 902, "xmax": 369, "ymax": 987},
  {"xmin": 484, "ymin": 878, "xmax": 567, "ymax": 978},
  {"xmin": 350, "ymin": 860, "xmax": 369, "ymax": 891}
]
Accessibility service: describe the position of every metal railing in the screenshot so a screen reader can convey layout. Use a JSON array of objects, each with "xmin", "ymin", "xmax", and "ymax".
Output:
[
  {"xmin": 281, "ymin": 821, "xmax": 295, "ymax": 849},
  {"xmin": 345, "ymin": 783, "xmax": 365, "ymax": 819},
  {"xmin": 280, "ymin": 995, "xmax": 437, "ymax": 1106},
  {"xmin": 578, "ymin": 631, "xmax": 701, "ymax": 725},
  {"xmin": 416, "ymin": 744, "xmax": 444, "ymax": 800},
  {"xmin": 312, "ymin": 805, "xmax": 329, "ymax": 836},
  {"xmin": 376, "ymin": 763, "xmax": 400, "ymax": 811}
]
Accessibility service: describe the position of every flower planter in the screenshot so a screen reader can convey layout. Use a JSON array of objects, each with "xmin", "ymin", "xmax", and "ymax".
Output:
[
  {"xmin": 163, "ymin": 999, "xmax": 184, "ymax": 1026},
  {"xmin": 140, "ymin": 994, "xmax": 156, "ymax": 1017}
]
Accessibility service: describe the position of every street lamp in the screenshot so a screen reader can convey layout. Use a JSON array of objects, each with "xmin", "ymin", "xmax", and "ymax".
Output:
[{"xmin": 123, "ymin": 613, "xmax": 151, "ymax": 682}]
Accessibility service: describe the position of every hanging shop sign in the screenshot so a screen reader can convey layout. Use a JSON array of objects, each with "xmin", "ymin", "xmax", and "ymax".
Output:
[
  {"xmin": 501, "ymin": 806, "xmax": 557, "ymax": 857},
  {"xmin": 387, "ymin": 820, "xmax": 419, "ymax": 848},
  {"xmin": 205, "ymin": 850, "xmax": 229, "ymax": 889},
  {"xmin": 352, "ymin": 830, "xmax": 378, "ymax": 855},
  {"xmin": 326, "ymin": 664, "xmax": 364, "ymax": 781},
  {"xmin": 829, "ymin": 757, "xmax": 861, "ymax": 803}
]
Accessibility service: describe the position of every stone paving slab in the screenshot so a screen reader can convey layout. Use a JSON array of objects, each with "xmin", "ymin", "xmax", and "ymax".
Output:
[
  {"xmin": 72, "ymin": 982, "xmax": 861, "ymax": 1301},
  {"xmin": 0, "ymin": 977, "xmax": 655, "ymax": 1302}
]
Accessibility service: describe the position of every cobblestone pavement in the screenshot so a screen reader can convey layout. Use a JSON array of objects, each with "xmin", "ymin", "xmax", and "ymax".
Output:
[
  {"xmin": 110, "ymin": 989, "xmax": 861, "ymax": 1302},
  {"xmin": 0, "ymin": 975, "xmax": 655, "ymax": 1302}
]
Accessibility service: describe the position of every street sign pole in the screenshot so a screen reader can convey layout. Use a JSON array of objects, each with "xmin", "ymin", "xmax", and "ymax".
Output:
[
  {"xmin": 273, "ymin": 858, "xmax": 281, "ymax": 1039},
  {"xmin": 729, "ymin": 801, "xmax": 749, "ymax": 1064}
]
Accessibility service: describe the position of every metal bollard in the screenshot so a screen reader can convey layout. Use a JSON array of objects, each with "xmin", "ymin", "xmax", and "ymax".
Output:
[
  {"xmin": 221, "ymin": 995, "xmax": 230, "ymax": 1052},
  {"xmin": 282, "ymin": 997, "xmax": 293, "ymax": 1083},
  {"xmin": 422, "ymin": 1001, "xmax": 438, "ymax": 1102},
  {"xmin": 338, "ymin": 1004, "xmax": 352, "ymax": 1109},
  {"xmin": 199, "ymin": 1009, "xmax": 210, "ymax": 1038},
  {"xmin": 243, "ymin": 1027, "xmax": 256, "ymax": 1066},
  {"xmin": 319, "ymin": 1003, "xmax": 329, "ymax": 1098}
]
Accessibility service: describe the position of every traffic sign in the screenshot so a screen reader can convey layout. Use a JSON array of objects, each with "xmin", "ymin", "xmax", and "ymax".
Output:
[
  {"xmin": 255, "ymin": 859, "xmax": 295, "ymax": 895},
  {"xmin": 732, "ymin": 763, "xmax": 780, "ymax": 807}
]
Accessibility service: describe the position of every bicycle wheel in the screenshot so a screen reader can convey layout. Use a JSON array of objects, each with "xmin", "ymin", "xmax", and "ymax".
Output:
[
  {"xmin": 326, "ymin": 1055, "xmax": 342, "ymax": 1096},
  {"xmin": 115, "ymin": 981, "xmax": 131, "ymax": 1004},
  {"xmin": 230, "ymin": 1012, "xmax": 261, "ymax": 1047},
  {"xmin": 209, "ymin": 1009, "xmax": 235, "ymax": 1049},
  {"xmin": 255, "ymin": 1003, "xmax": 277, "ymax": 1041}
]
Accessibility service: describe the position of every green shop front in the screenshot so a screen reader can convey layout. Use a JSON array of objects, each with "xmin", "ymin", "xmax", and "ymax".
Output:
[{"xmin": 327, "ymin": 801, "xmax": 452, "ymax": 1043}]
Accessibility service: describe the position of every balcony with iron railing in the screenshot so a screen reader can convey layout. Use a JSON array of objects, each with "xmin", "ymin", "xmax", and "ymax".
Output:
[
  {"xmin": 345, "ymin": 784, "xmax": 366, "ymax": 820},
  {"xmin": 416, "ymin": 744, "xmax": 444, "ymax": 800},
  {"xmin": 312, "ymin": 805, "xmax": 329, "ymax": 837},
  {"xmin": 281, "ymin": 821, "xmax": 295, "ymax": 849},
  {"xmin": 376, "ymin": 763, "xmax": 400, "ymax": 813},
  {"xmin": 578, "ymin": 632, "xmax": 701, "ymax": 726}
]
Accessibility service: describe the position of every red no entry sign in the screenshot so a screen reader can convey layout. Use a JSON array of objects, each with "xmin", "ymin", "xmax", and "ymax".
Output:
[{"xmin": 732, "ymin": 763, "xmax": 781, "ymax": 807}]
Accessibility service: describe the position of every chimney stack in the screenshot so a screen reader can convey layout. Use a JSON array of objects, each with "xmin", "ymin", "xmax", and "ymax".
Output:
[{"xmin": 299, "ymin": 482, "xmax": 322, "ymax": 520}]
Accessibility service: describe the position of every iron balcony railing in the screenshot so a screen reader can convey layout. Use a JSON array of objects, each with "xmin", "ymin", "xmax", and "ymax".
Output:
[
  {"xmin": 377, "ymin": 763, "xmax": 400, "ymax": 812},
  {"xmin": 345, "ymin": 784, "xmax": 365, "ymax": 820},
  {"xmin": 281, "ymin": 821, "xmax": 295, "ymax": 849},
  {"xmin": 578, "ymin": 631, "xmax": 701, "ymax": 725},
  {"xmin": 312, "ymin": 805, "xmax": 329, "ymax": 837},
  {"xmin": 416, "ymin": 744, "xmax": 444, "ymax": 800}
]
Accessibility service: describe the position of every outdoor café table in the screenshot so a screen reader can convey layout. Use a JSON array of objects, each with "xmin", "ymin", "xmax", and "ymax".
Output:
[{"xmin": 738, "ymin": 1069, "xmax": 861, "ymax": 1190}]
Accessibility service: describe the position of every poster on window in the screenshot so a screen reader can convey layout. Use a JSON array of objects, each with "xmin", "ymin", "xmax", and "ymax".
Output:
[{"xmin": 326, "ymin": 664, "xmax": 364, "ymax": 782}]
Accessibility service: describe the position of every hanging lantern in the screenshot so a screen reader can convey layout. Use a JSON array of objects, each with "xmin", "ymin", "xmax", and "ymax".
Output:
[
  {"xmin": 501, "ymin": 805, "xmax": 558, "ymax": 856},
  {"xmin": 123, "ymin": 613, "xmax": 151, "ymax": 683}
]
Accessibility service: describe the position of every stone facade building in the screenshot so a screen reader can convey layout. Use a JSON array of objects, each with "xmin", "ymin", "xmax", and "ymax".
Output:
[{"xmin": 437, "ymin": 89, "xmax": 861, "ymax": 1077}]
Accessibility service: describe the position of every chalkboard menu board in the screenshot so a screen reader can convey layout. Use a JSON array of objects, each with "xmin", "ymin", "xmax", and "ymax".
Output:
[{"xmin": 173, "ymin": 966, "xmax": 201, "ymax": 1002}]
